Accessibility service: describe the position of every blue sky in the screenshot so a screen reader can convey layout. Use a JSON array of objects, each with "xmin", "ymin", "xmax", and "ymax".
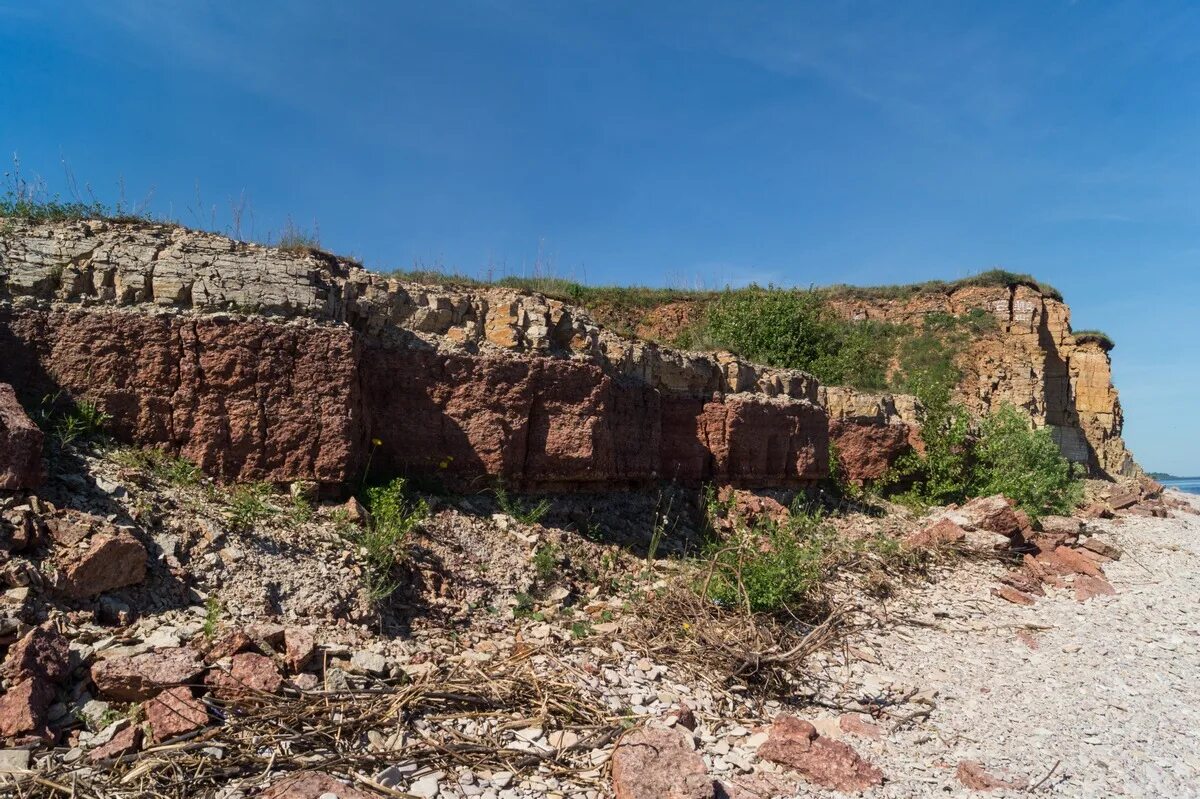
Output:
[{"xmin": 2, "ymin": 1, "xmax": 1198, "ymax": 473}]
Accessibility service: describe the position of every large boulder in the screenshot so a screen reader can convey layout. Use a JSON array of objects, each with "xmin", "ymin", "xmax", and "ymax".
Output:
[
  {"xmin": 0, "ymin": 383, "xmax": 42, "ymax": 490},
  {"xmin": 611, "ymin": 727, "xmax": 716, "ymax": 799},
  {"xmin": 958, "ymin": 495, "xmax": 1025, "ymax": 538},
  {"xmin": 145, "ymin": 686, "xmax": 209, "ymax": 742},
  {"xmin": 57, "ymin": 530, "xmax": 148, "ymax": 599},
  {"xmin": 756, "ymin": 715, "xmax": 883, "ymax": 792},
  {"xmin": 0, "ymin": 679, "xmax": 53, "ymax": 738},
  {"xmin": 90, "ymin": 648, "xmax": 205, "ymax": 701},
  {"xmin": 1, "ymin": 625, "xmax": 70, "ymax": 684}
]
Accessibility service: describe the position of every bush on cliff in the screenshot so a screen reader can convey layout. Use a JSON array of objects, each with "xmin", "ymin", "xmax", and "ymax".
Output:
[
  {"xmin": 703, "ymin": 287, "xmax": 900, "ymax": 390},
  {"xmin": 888, "ymin": 401, "xmax": 1082, "ymax": 519},
  {"xmin": 971, "ymin": 404, "xmax": 1084, "ymax": 517}
]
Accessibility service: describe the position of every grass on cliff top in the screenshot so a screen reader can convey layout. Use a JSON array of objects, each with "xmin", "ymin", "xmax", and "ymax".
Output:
[
  {"xmin": 385, "ymin": 268, "xmax": 1062, "ymax": 307},
  {"xmin": 1072, "ymin": 329, "xmax": 1115, "ymax": 350},
  {"xmin": 822, "ymin": 269, "xmax": 1063, "ymax": 303}
]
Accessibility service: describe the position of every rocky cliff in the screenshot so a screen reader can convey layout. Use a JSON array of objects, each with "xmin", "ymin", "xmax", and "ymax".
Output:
[
  {"xmin": 0, "ymin": 219, "xmax": 827, "ymax": 489},
  {"xmin": 828, "ymin": 284, "xmax": 1135, "ymax": 478},
  {"xmin": 0, "ymin": 219, "xmax": 1135, "ymax": 490}
]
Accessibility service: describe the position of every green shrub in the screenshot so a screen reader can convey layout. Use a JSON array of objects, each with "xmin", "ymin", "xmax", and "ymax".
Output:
[
  {"xmin": 355, "ymin": 478, "xmax": 428, "ymax": 600},
  {"xmin": 703, "ymin": 287, "xmax": 901, "ymax": 390},
  {"xmin": 111, "ymin": 447, "xmax": 201, "ymax": 486},
  {"xmin": 532, "ymin": 543, "xmax": 559, "ymax": 582},
  {"xmin": 702, "ymin": 512, "xmax": 837, "ymax": 614},
  {"xmin": 52, "ymin": 400, "xmax": 111, "ymax": 447},
  {"xmin": 227, "ymin": 483, "xmax": 275, "ymax": 531},
  {"xmin": 971, "ymin": 404, "xmax": 1083, "ymax": 518}
]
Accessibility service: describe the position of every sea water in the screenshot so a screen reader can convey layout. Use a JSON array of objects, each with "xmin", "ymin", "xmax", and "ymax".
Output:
[{"xmin": 1161, "ymin": 477, "xmax": 1200, "ymax": 495}]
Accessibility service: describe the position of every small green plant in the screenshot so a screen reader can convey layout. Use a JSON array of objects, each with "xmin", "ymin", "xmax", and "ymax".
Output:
[
  {"xmin": 92, "ymin": 707, "xmax": 124, "ymax": 732},
  {"xmin": 277, "ymin": 217, "xmax": 320, "ymax": 253},
  {"xmin": 227, "ymin": 483, "xmax": 275, "ymax": 532},
  {"xmin": 512, "ymin": 592, "xmax": 544, "ymax": 621},
  {"xmin": 569, "ymin": 620, "xmax": 592, "ymax": 639},
  {"xmin": 702, "ymin": 511, "xmax": 838, "ymax": 615},
  {"xmin": 532, "ymin": 543, "xmax": 559, "ymax": 583},
  {"xmin": 353, "ymin": 478, "xmax": 428, "ymax": 600},
  {"xmin": 495, "ymin": 485, "xmax": 552, "ymax": 525},
  {"xmin": 202, "ymin": 596, "xmax": 221, "ymax": 640},
  {"xmin": 289, "ymin": 493, "xmax": 314, "ymax": 523},
  {"xmin": 52, "ymin": 399, "xmax": 112, "ymax": 447},
  {"xmin": 110, "ymin": 447, "xmax": 201, "ymax": 487}
]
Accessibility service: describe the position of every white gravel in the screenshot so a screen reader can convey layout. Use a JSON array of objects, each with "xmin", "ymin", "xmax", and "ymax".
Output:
[{"xmin": 816, "ymin": 491, "xmax": 1200, "ymax": 798}]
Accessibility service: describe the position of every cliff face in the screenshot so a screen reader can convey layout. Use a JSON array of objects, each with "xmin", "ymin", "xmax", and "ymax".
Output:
[
  {"xmin": 829, "ymin": 284, "xmax": 1135, "ymax": 478},
  {"xmin": 0, "ymin": 219, "xmax": 1135, "ymax": 489},
  {"xmin": 0, "ymin": 220, "xmax": 827, "ymax": 489}
]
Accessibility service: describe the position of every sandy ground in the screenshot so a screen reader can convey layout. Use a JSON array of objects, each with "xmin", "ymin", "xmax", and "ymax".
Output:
[{"xmin": 814, "ymin": 491, "xmax": 1200, "ymax": 798}]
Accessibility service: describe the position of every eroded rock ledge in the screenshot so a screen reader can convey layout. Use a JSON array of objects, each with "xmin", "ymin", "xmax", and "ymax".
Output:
[
  {"xmin": 0, "ymin": 218, "xmax": 1134, "ymax": 489},
  {"xmin": 0, "ymin": 219, "xmax": 835, "ymax": 488}
]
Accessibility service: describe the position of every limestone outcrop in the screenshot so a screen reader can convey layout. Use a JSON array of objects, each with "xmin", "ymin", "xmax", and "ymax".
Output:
[
  {"xmin": 830, "ymin": 284, "xmax": 1135, "ymax": 477},
  {"xmin": 0, "ymin": 219, "xmax": 1135, "ymax": 487},
  {"xmin": 0, "ymin": 219, "xmax": 827, "ymax": 488}
]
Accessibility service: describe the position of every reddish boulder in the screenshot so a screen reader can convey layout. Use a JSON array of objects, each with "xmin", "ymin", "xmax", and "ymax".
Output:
[
  {"xmin": 284, "ymin": 628, "xmax": 316, "ymax": 672},
  {"xmin": 208, "ymin": 652, "xmax": 283, "ymax": 697},
  {"xmin": 715, "ymin": 487, "xmax": 790, "ymax": 530},
  {"xmin": 904, "ymin": 518, "xmax": 966, "ymax": 550},
  {"xmin": 1037, "ymin": 516, "xmax": 1083, "ymax": 537},
  {"xmin": 829, "ymin": 419, "xmax": 911, "ymax": 483},
  {"xmin": 1105, "ymin": 487, "xmax": 1139, "ymax": 511},
  {"xmin": 998, "ymin": 571, "xmax": 1045, "ymax": 597},
  {"xmin": 88, "ymin": 724, "xmax": 143, "ymax": 762},
  {"xmin": 955, "ymin": 760, "xmax": 1028, "ymax": 791},
  {"xmin": 838, "ymin": 714, "xmax": 883, "ymax": 740},
  {"xmin": 756, "ymin": 715, "xmax": 883, "ymax": 792},
  {"xmin": 57, "ymin": 531, "xmax": 148, "ymax": 598},
  {"xmin": 1046, "ymin": 546, "xmax": 1104, "ymax": 578},
  {"xmin": 1, "ymin": 625, "xmax": 71, "ymax": 684},
  {"xmin": 260, "ymin": 771, "xmax": 377, "ymax": 799},
  {"xmin": 203, "ymin": 630, "xmax": 254, "ymax": 663},
  {"xmin": 0, "ymin": 382, "xmax": 42, "ymax": 490},
  {"xmin": 611, "ymin": 726, "xmax": 715, "ymax": 799},
  {"xmin": 90, "ymin": 648, "xmax": 205, "ymax": 701},
  {"xmin": 145, "ymin": 686, "xmax": 208, "ymax": 741},
  {"xmin": 991, "ymin": 586, "xmax": 1036, "ymax": 606},
  {"xmin": 44, "ymin": 511, "xmax": 100, "ymax": 546},
  {"xmin": 1074, "ymin": 574, "xmax": 1116, "ymax": 602},
  {"xmin": 341, "ymin": 496, "xmax": 369, "ymax": 525},
  {"xmin": 1081, "ymin": 502, "xmax": 1114, "ymax": 519},
  {"xmin": 1022, "ymin": 554, "xmax": 1053, "ymax": 584},
  {"xmin": 1080, "ymin": 537, "xmax": 1122, "ymax": 561},
  {"xmin": 959, "ymin": 495, "xmax": 1023, "ymax": 538},
  {"xmin": 0, "ymin": 679, "xmax": 54, "ymax": 738}
]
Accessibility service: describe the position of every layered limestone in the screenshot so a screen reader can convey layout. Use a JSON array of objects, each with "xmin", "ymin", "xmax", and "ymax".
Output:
[
  {"xmin": 0, "ymin": 219, "xmax": 826, "ymax": 488},
  {"xmin": 829, "ymin": 284, "xmax": 1135, "ymax": 477},
  {"xmin": 0, "ymin": 219, "xmax": 1134, "ymax": 486}
]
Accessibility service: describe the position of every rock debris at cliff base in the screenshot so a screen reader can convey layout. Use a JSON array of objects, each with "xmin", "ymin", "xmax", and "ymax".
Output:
[{"xmin": 0, "ymin": 433, "xmax": 1191, "ymax": 798}]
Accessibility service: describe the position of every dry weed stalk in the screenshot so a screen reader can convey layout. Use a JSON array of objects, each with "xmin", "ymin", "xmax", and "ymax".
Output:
[{"xmin": 7, "ymin": 652, "xmax": 620, "ymax": 799}]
